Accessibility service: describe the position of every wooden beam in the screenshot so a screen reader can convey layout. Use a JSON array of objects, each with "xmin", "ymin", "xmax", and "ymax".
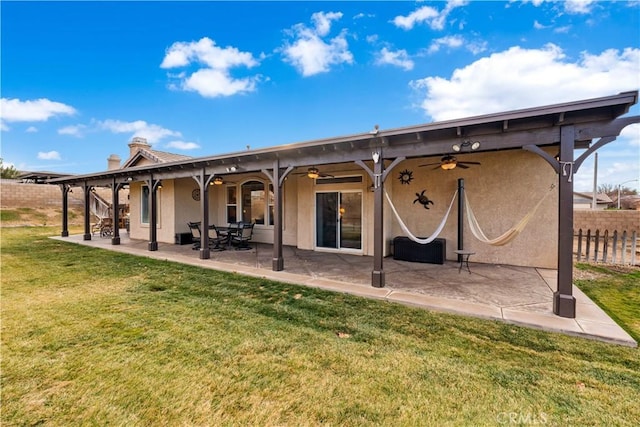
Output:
[{"xmin": 554, "ymin": 126, "xmax": 576, "ymax": 318}]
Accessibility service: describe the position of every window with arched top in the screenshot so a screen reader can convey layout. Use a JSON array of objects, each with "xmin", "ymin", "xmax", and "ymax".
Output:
[{"xmin": 226, "ymin": 180, "xmax": 274, "ymax": 225}]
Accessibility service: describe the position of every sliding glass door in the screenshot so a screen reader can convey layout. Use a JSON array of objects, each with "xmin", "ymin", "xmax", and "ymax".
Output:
[{"xmin": 315, "ymin": 191, "xmax": 362, "ymax": 250}]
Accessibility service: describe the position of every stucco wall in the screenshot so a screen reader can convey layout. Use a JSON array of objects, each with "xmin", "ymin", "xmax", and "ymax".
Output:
[
  {"xmin": 0, "ymin": 180, "xmax": 82, "ymax": 208},
  {"xmin": 124, "ymin": 149, "xmax": 558, "ymax": 268},
  {"xmin": 574, "ymin": 210, "xmax": 639, "ymax": 233},
  {"xmin": 387, "ymin": 150, "xmax": 558, "ymax": 268},
  {"xmin": 128, "ymin": 174, "xmax": 300, "ymax": 246}
]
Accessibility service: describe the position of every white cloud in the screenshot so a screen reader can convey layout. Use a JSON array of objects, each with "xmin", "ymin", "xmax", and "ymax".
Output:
[
  {"xmin": 281, "ymin": 11, "xmax": 354, "ymax": 77},
  {"xmin": 564, "ymin": 0, "xmax": 595, "ymax": 14},
  {"xmin": 428, "ymin": 35, "xmax": 464, "ymax": 53},
  {"xmin": 26, "ymin": 126, "xmax": 38, "ymax": 133},
  {"xmin": 426, "ymin": 35, "xmax": 487, "ymax": 55},
  {"xmin": 375, "ymin": 47, "xmax": 414, "ymax": 71},
  {"xmin": 393, "ymin": 1, "xmax": 468, "ymax": 31},
  {"xmin": 410, "ymin": 44, "xmax": 640, "ymax": 121},
  {"xmin": 554, "ymin": 25, "xmax": 572, "ymax": 34},
  {"xmin": 520, "ymin": 0, "xmax": 596, "ymax": 15},
  {"xmin": 620, "ymin": 123, "xmax": 640, "ymax": 147},
  {"xmin": 58, "ymin": 124, "xmax": 87, "ymax": 137},
  {"xmin": 366, "ymin": 34, "xmax": 379, "ymax": 44},
  {"xmin": 37, "ymin": 151, "xmax": 61, "ymax": 160},
  {"xmin": 311, "ymin": 11, "xmax": 343, "ymax": 37},
  {"xmin": 533, "ymin": 20, "xmax": 548, "ymax": 30},
  {"xmin": 0, "ymin": 98, "xmax": 76, "ymax": 130},
  {"xmin": 98, "ymin": 119, "xmax": 181, "ymax": 144},
  {"xmin": 166, "ymin": 140, "xmax": 200, "ymax": 150},
  {"xmin": 392, "ymin": 6, "xmax": 439, "ymax": 30},
  {"xmin": 161, "ymin": 37, "xmax": 262, "ymax": 98}
]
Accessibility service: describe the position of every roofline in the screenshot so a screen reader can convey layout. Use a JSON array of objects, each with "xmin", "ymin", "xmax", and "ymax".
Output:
[{"xmin": 49, "ymin": 91, "xmax": 639, "ymax": 184}]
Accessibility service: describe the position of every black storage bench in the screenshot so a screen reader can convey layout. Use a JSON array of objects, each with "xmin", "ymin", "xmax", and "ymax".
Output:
[
  {"xmin": 392, "ymin": 237, "xmax": 446, "ymax": 264},
  {"xmin": 175, "ymin": 233, "xmax": 193, "ymax": 245}
]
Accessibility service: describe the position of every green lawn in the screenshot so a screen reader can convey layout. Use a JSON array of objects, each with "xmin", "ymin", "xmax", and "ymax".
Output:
[
  {"xmin": 2, "ymin": 227, "xmax": 639, "ymax": 426},
  {"xmin": 574, "ymin": 263, "xmax": 640, "ymax": 343}
]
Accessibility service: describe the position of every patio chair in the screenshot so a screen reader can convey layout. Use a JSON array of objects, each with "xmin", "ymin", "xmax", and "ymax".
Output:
[
  {"xmin": 208, "ymin": 224, "xmax": 228, "ymax": 251},
  {"xmin": 230, "ymin": 222, "xmax": 254, "ymax": 250},
  {"xmin": 188, "ymin": 222, "xmax": 202, "ymax": 250},
  {"xmin": 99, "ymin": 217, "xmax": 114, "ymax": 238}
]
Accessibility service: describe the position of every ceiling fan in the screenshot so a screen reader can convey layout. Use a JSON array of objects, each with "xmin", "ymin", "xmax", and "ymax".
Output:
[
  {"xmin": 419, "ymin": 155, "xmax": 481, "ymax": 170},
  {"xmin": 296, "ymin": 167, "xmax": 335, "ymax": 179}
]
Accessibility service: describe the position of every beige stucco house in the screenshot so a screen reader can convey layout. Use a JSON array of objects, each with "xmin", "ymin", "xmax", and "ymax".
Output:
[{"xmin": 50, "ymin": 92, "xmax": 640, "ymax": 319}]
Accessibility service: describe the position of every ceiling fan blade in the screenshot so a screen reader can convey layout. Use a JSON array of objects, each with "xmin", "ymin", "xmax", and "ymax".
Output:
[
  {"xmin": 320, "ymin": 173, "xmax": 335, "ymax": 178},
  {"xmin": 419, "ymin": 163, "xmax": 440, "ymax": 167},
  {"xmin": 459, "ymin": 161, "xmax": 481, "ymax": 165},
  {"xmin": 458, "ymin": 164, "xmax": 470, "ymax": 169},
  {"xmin": 432, "ymin": 165, "xmax": 442, "ymax": 170}
]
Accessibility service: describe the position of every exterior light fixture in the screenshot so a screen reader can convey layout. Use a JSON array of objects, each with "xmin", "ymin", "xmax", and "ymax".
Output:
[
  {"xmin": 451, "ymin": 139, "xmax": 480, "ymax": 153},
  {"xmin": 157, "ymin": 181, "xmax": 163, "ymax": 189},
  {"xmin": 226, "ymin": 166, "xmax": 237, "ymax": 172},
  {"xmin": 307, "ymin": 167, "xmax": 320, "ymax": 179},
  {"xmin": 126, "ymin": 177, "xmax": 133, "ymax": 182},
  {"xmin": 372, "ymin": 151, "xmax": 380, "ymax": 164},
  {"xmin": 453, "ymin": 140, "xmax": 481, "ymax": 152},
  {"xmin": 213, "ymin": 176, "xmax": 224, "ymax": 185}
]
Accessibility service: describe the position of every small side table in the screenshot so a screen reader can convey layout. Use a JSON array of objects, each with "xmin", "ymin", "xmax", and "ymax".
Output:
[{"xmin": 454, "ymin": 250, "xmax": 475, "ymax": 274}]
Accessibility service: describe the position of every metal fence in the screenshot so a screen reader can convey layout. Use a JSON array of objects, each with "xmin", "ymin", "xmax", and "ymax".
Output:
[{"xmin": 574, "ymin": 229, "xmax": 638, "ymax": 266}]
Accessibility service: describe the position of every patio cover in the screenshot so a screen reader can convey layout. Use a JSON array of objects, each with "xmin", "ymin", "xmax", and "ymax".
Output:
[{"xmin": 49, "ymin": 91, "xmax": 640, "ymax": 318}]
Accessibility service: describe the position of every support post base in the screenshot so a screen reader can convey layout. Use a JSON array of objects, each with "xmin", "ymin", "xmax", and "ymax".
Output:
[
  {"xmin": 61, "ymin": 231, "xmax": 69, "ymax": 237},
  {"xmin": 372, "ymin": 271, "xmax": 385, "ymax": 288},
  {"xmin": 83, "ymin": 234, "xmax": 91, "ymax": 241},
  {"xmin": 553, "ymin": 292, "xmax": 576, "ymax": 318},
  {"xmin": 199, "ymin": 248, "xmax": 210, "ymax": 259},
  {"xmin": 111, "ymin": 237, "xmax": 121, "ymax": 245},
  {"xmin": 273, "ymin": 257, "xmax": 284, "ymax": 271},
  {"xmin": 148, "ymin": 242, "xmax": 158, "ymax": 251}
]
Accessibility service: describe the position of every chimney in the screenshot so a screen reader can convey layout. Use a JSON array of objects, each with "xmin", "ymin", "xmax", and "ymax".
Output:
[
  {"xmin": 107, "ymin": 154, "xmax": 121, "ymax": 170},
  {"xmin": 128, "ymin": 137, "xmax": 151, "ymax": 157}
]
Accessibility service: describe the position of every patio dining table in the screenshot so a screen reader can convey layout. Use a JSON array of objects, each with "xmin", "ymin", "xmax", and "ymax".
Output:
[{"xmin": 211, "ymin": 224, "xmax": 241, "ymax": 248}]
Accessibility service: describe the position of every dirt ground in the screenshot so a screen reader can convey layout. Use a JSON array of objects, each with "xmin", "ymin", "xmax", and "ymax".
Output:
[{"xmin": 1, "ymin": 206, "xmax": 86, "ymax": 228}]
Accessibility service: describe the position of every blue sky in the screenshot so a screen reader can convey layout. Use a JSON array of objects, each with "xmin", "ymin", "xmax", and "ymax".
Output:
[{"xmin": 2, "ymin": 0, "xmax": 639, "ymax": 192}]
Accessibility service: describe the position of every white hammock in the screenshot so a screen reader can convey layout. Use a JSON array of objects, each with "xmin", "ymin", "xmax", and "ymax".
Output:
[
  {"xmin": 385, "ymin": 189, "xmax": 458, "ymax": 244},
  {"xmin": 464, "ymin": 187, "xmax": 553, "ymax": 246}
]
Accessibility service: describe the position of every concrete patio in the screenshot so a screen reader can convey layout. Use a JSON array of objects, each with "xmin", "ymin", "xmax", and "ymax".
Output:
[{"xmin": 52, "ymin": 232, "xmax": 637, "ymax": 347}]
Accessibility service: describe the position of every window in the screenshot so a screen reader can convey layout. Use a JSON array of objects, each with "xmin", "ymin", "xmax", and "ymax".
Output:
[
  {"xmin": 226, "ymin": 186, "xmax": 237, "ymax": 223},
  {"xmin": 226, "ymin": 180, "xmax": 276, "ymax": 226},
  {"xmin": 140, "ymin": 185, "xmax": 160, "ymax": 225},
  {"xmin": 141, "ymin": 185, "xmax": 150, "ymax": 224},
  {"xmin": 268, "ymin": 183, "xmax": 274, "ymax": 226},
  {"xmin": 241, "ymin": 180, "xmax": 265, "ymax": 225}
]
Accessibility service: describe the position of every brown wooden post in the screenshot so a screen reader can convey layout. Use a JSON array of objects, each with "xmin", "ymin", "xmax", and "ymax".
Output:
[
  {"xmin": 60, "ymin": 184, "xmax": 70, "ymax": 237},
  {"xmin": 192, "ymin": 170, "xmax": 213, "ymax": 260},
  {"xmin": 264, "ymin": 159, "xmax": 290, "ymax": 271},
  {"xmin": 83, "ymin": 183, "xmax": 92, "ymax": 241},
  {"xmin": 272, "ymin": 162, "xmax": 284, "ymax": 271},
  {"xmin": 372, "ymin": 149, "xmax": 385, "ymax": 287},
  {"xmin": 554, "ymin": 125, "xmax": 576, "ymax": 318},
  {"xmin": 457, "ymin": 178, "xmax": 464, "ymax": 262},
  {"xmin": 147, "ymin": 175, "xmax": 159, "ymax": 251},
  {"xmin": 111, "ymin": 178, "xmax": 121, "ymax": 245}
]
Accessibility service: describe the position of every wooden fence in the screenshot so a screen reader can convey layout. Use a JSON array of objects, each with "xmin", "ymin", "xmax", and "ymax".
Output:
[{"xmin": 574, "ymin": 229, "xmax": 638, "ymax": 266}]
